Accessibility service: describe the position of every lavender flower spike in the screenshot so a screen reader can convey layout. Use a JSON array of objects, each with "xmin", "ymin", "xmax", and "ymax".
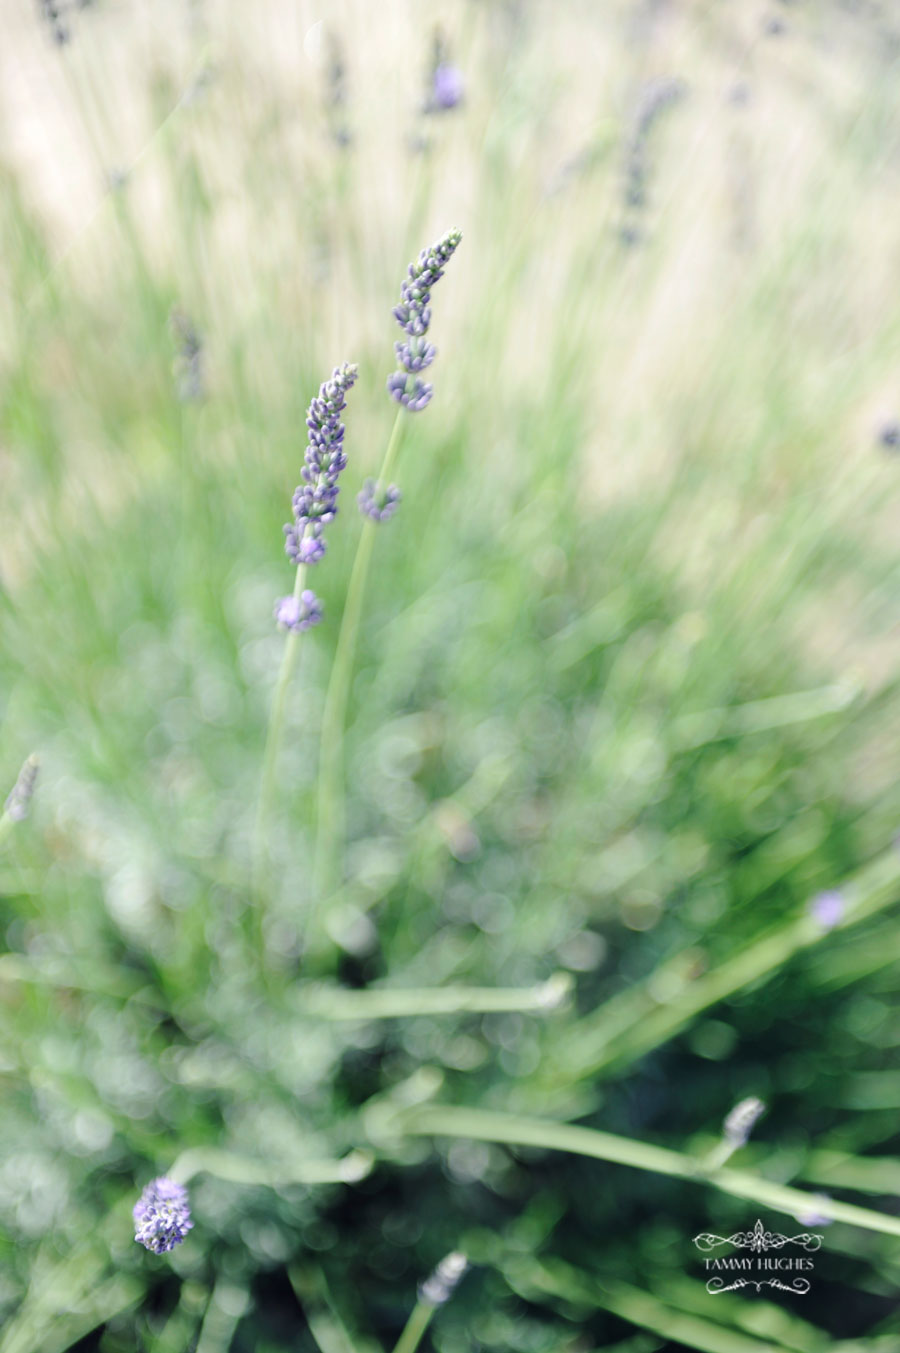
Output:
[
  {"xmin": 277, "ymin": 362, "xmax": 358, "ymax": 630},
  {"xmin": 387, "ymin": 228, "xmax": 462, "ymax": 414},
  {"xmin": 4, "ymin": 755, "xmax": 39, "ymax": 823},
  {"xmin": 723, "ymin": 1096, "xmax": 766, "ymax": 1147},
  {"xmin": 419, "ymin": 1251, "xmax": 469, "ymax": 1306},
  {"xmin": 133, "ymin": 1176, "xmax": 193, "ymax": 1254},
  {"xmin": 283, "ymin": 362, "xmax": 359, "ymax": 569}
]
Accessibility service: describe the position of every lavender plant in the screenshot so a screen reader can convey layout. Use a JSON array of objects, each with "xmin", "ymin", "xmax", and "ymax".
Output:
[
  {"xmin": 314, "ymin": 229, "xmax": 462, "ymax": 895},
  {"xmin": 255, "ymin": 364, "xmax": 358, "ymax": 907}
]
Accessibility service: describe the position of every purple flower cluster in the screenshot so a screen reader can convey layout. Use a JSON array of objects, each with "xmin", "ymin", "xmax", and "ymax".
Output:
[
  {"xmin": 133, "ymin": 1177, "xmax": 193, "ymax": 1254},
  {"xmin": 278, "ymin": 363, "xmax": 358, "ymax": 629},
  {"xmin": 430, "ymin": 63, "xmax": 464, "ymax": 111},
  {"xmin": 358, "ymin": 479, "xmax": 401, "ymax": 523},
  {"xmin": 274, "ymin": 590, "xmax": 323, "ymax": 634},
  {"xmin": 388, "ymin": 228, "xmax": 462, "ymax": 414}
]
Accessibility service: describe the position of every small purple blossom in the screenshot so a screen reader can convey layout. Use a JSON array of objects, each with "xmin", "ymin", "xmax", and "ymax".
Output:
[
  {"xmin": 387, "ymin": 228, "xmax": 461, "ymax": 413},
  {"xmin": 4, "ymin": 755, "xmax": 39, "ymax": 823},
  {"xmin": 358, "ymin": 479, "xmax": 401, "ymax": 523},
  {"xmin": 274, "ymin": 590, "xmax": 323, "ymax": 633},
  {"xmin": 809, "ymin": 889, "xmax": 845, "ymax": 931},
  {"xmin": 133, "ymin": 1177, "xmax": 193, "ymax": 1254},
  {"xmin": 429, "ymin": 63, "xmax": 465, "ymax": 111}
]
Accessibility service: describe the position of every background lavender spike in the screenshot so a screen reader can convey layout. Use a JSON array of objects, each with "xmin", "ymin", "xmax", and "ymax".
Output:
[
  {"xmin": 387, "ymin": 227, "xmax": 461, "ymax": 413},
  {"xmin": 133, "ymin": 1177, "xmax": 193, "ymax": 1254},
  {"xmin": 4, "ymin": 755, "xmax": 39, "ymax": 823},
  {"xmin": 723, "ymin": 1096, "xmax": 766, "ymax": 1147},
  {"xmin": 170, "ymin": 307, "xmax": 205, "ymax": 403},
  {"xmin": 419, "ymin": 1251, "xmax": 469, "ymax": 1306}
]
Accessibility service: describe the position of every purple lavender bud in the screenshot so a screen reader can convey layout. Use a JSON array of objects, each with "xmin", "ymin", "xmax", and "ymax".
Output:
[
  {"xmin": 395, "ymin": 338, "xmax": 436, "ymax": 373},
  {"xmin": 358, "ymin": 479, "xmax": 402, "ymax": 523},
  {"xmin": 4, "ymin": 755, "xmax": 39, "ymax": 823},
  {"xmin": 809, "ymin": 889, "xmax": 845, "ymax": 931},
  {"xmin": 274, "ymin": 590, "xmax": 323, "ymax": 633},
  {"xmin": 133, "ymin": 1177, "xmax": 193, "ymax": 1254},
  {"xmin": 387, "ymin": 228, "xmax": 461, "ymax": 412},
  {"xmin": 387, "ymin": 372, "xmax": 433, "ymax": 412},
  {"xmin": 430, "ymin": 63, "xmax": 464, "ymax": 111},
  {"xmin": 284, "ymin": 523, "xmax": 327, "ymax": 565}
]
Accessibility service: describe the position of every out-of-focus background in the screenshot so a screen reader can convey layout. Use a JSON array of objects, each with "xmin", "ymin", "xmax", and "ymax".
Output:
[{"xmin": 2, "ymin": 2, "xmax": 900, "ymax": 1350}]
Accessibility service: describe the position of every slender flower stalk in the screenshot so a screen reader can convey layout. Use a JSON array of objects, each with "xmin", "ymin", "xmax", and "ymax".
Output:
[
  {"xmin": 705, "ymin": 1096, "xmax": 766, "ymax": 1169},
  {"xmin": 314, "ymin": 230, "xmax": 461, "ymax": 897},
  {"xmin": 253, "ymin": 364, "xmax": 358, "ymax": 926},
  {"xmin": 391, "ymin": 1253, "xmax": 468, "ymax": 1353}
]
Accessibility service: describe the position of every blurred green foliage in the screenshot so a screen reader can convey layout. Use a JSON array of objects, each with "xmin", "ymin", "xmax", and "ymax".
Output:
[{"xmin": 2, "ymin": 2, "xmax": 900, "ymax": 1350}]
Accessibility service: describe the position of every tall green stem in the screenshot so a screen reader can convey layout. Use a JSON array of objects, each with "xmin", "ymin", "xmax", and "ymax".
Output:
[
  {"xmin": 390, "ymin": 1301, "xmax": 435, "ymax": 1353},
  {"xmin": 252, "ymin": 563, "xmax": 307, "ymax": 939},
  {"xmin": 314, "ymin": 409, "xmax": 405, "ymax": 897},
  {"xmin": 392, "ymin": 1103, "xmax": 900, "ymax": 1240}
]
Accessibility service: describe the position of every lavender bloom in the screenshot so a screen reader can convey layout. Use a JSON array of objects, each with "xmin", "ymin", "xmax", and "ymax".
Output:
[
  {"xmin": 39, "ymin": 0, "xmax": 69, "ymax": 43},
  {"xmin": 4, "ymin": 755, "xmax": 39, "ymax": 823},
  {"xmin": 133, "ymin": 1177, "xmax": 193, "ymax": 1254},
  {"xmin": 388, "ymin": 228, "xmax": 461, "ymax": 412},
  {"xmin": 274, "ymin": 590, "xmax": 323, "ymax": 633},
  {"xmin": 419, "ymin": 1251, "xmax": 469, "ymax": 1307},
  {"xmin": 387, "ymin": 371, "xmax": 433, "ymax": 412},
  {"xmin": 170, "ymin": 307, "xmax": 205, "ymax": 403},
  {"xmin": 282, "ymin": 363, "xmax": 358, "ymax": 575},
  {"xmin": 809, "ymin": 889, "xmax": 845, "ymax": 931},
  {"xmin": 723, "ymin": 1096, "xmax": 765, "ymax": 1147},
  {"xmin": 621, "ymin": 77, "xmax": 686, "ymax": 243},
  {"xmin": 430, "ymin": 64, "xmax": 465, "ymax": 111},
  {"xmin": 358, "ymin": 479, "xmax": 401, "ymax": 523}
]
